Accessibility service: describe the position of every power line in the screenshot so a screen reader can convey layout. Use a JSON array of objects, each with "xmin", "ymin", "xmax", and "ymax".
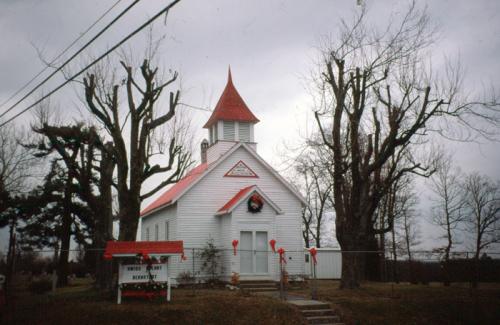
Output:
[
  {"xmin": 0, "ymin": 0, "xmax": 141, "ymax": 120},
  {"xmin": 178, "ymin": 102, "xmax": 213, "ymax": 112},
  {"xmin": 0, "ymin": 0, "xmax": 182, "ymax": 128},
  {"xmin": 0, "ymin": 0, "xmax": 123, "ymax": 110}
]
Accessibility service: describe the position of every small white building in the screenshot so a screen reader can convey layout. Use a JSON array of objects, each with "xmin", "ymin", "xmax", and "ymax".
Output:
[{"xmin": 140, "ymin": 70, "xmax": 306, "ymax": 283}]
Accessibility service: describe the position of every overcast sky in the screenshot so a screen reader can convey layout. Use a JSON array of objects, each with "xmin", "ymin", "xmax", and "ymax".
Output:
[{"xmin": 1, "ymin": 0, "xmax": 499, "ymax": 252}]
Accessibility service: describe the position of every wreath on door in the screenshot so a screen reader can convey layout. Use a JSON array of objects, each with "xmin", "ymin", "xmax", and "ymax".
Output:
[{"xmin": 247, "ymin": 193, "xmax": 263, "ymax": 213}]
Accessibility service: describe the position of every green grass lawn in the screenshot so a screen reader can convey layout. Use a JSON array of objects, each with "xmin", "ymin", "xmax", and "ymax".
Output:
[{"xmin": 293, "ymin": 280, "xmax": 500, "ymax": 325}]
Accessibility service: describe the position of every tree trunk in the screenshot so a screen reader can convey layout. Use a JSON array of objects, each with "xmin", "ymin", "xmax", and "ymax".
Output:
[
  {"xmin": 391, "ymin": 227, "xmax": 399, "ymax": 283},
  {"xmin": 5, "ymin": 216, "xmax": 17, "ymax": 304},
  {"xmin": 57, "ymin": 211, "xmax": 71, "ymax": 287},
  {"xmin": 95, "ymin": 146, "xmax": 115, "ymax": 290},
  {"xmin": 57, "ymin": 174, "xmax": 73, "ymax": 287},
  {"xmin": 443, "ymin": 231, "xmax": 452, "ymax": 286},
  {"xmin": 118, "ymin": 191, "xmax": 141, "ymax": 241},
  {"xmin": 338, "ymin": 237, "xmax": 364, "ymax": 289}
]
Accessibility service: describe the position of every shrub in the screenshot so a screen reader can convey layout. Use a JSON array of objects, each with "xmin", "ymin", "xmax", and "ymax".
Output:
[
  {"xmin": 177, "ymin": 271, "xmax": 195, "ymax": 285},
  {"xmin": 29, "ymin": 278, "xmax": 52, "ymax": 294},
  {"xmin": 197, "ymin": 239, "xmax": 222, "ymax": 284}
]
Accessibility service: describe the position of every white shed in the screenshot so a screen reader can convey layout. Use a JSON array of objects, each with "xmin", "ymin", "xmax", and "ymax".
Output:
[{"xmin": 305, "ymin": 248, "xmax": 342, "ymax": 279}]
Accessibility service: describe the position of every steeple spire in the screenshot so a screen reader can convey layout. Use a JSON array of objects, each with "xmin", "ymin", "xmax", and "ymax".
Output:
[
  {"xmin": 203, "ymin": 68, "xmax": 259, "ymax": 129},
  {"xmin": 227, "ymin": 65, "xmax": 233, "ymax": 84}
]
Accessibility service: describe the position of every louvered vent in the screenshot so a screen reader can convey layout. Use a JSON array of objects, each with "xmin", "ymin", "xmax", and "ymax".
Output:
[
  {"xmin": 223, "ymin": 121, "xmax": 235, "ymax": 140},
  {"xmin": 239, "ymin": 122, "xmax": 250, "ymax": 142}
]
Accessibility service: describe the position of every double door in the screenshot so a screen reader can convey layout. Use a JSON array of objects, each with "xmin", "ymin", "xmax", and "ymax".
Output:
[{"xmin": 240, "ymin": 231, "xmax": 268, "ymax": 274}]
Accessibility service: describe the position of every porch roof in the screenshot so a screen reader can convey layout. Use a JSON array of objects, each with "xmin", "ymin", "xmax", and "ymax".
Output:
[{"xmin": 216, "ymin": 185, "xmax": 283, "ymax": 216}]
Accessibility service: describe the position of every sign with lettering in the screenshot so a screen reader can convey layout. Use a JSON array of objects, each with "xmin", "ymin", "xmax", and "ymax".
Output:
[
  {"xmin": 225, "ymin": 160, "xmax": 258, "ymax": 178},
  {"xmin": 118, "ymin": 263, "xmax": 168, "ymax": 284}
]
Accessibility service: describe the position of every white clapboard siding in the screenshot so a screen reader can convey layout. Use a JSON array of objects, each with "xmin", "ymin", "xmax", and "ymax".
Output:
[
  {"xmin": 177, "ymin": 145, "xmax": 305, "ymax": 280},
  {"xmin": 141, "ymin": 204, "xmax": 184, "ymax": 280},
  {"xmin": 207, "ymin": 141, "xmax": 237, "ymax": 164},
  {"xmin": 304, "ymin": 249, "xmax": 342, "ymax": 279}
]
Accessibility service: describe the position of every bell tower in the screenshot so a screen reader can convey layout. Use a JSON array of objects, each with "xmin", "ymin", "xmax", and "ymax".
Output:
[{"xmin": 203, "ymin": 68, "xmax": 259, "ymax": 164}]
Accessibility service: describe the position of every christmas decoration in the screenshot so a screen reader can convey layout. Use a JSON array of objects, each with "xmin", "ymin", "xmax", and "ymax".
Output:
[
  {"xmin": 269, "ymin": 239, "xmax": 277, "ymax": 253},
  {"xmin": 277, "ymin": 247, "xmax": 287, "ymax": 265},
  {"xmin": 309, "ymin": 247, "xmax": 318, "ymax": 265},
  {"xmin": 247, "ymin": 193, "xmax": 263, "ymax": 213},
  {"xmin": 232, "ymin": 239, "xmax": 239, "ymax": 255}
]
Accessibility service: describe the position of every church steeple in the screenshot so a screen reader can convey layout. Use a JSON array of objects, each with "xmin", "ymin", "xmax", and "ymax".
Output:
[
  {"xmin": 203, "ymin": 67, "xmax": 259, "ymax": 130},
  {"xmin": 202, "ymin": 68, "xmax": 259, "ymax": 163}
]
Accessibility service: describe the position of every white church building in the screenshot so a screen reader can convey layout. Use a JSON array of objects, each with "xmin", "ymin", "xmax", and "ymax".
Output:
[{"xmin": 140, "ymin": 70, "xmax": 306, "ymax": 283}]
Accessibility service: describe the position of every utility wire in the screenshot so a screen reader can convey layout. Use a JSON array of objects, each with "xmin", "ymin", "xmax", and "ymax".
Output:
[
  {"xmin": 178, "ymin": 102, "xmax": 212, "ymax": 112},
  {"xmin": 0, "ymin": 0, "xmax": 123, "ymax": 110},
  {"xmin": 0, "ymin": 0, "xmax": 182, "ymax": 128},
  {"xmin": 0, "ymin": 0, "xmax": 141, "ymax": 120}
]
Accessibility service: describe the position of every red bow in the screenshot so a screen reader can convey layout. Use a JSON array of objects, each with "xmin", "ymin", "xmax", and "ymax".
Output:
[
  {"xmin": 309, "ymin": 247, "xmax": 318, "ymax": 265},
  {"xmin": 181, "ymin": 252, "xmax": 187, "ymax": 261},
  {"xmin": 232, "ymin": 240, "xmax": 239, "ymax": 256},
  {"xmin": 277, "ymin": 247, "xmax": 287, "ymax": 265},
  {"xmin": 269, "ymin": 239, "xmax": 276, "ymax": 253}
]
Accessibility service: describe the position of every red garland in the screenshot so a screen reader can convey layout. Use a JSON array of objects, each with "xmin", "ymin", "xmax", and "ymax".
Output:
[
  {"xmin": 269, "ymin": 239, "xmax": 277, "ymax": 253},
  {"xmin": 232, "ymin": 239, "xmax": 239, "ymax": 256},
  {"xmin": 309, "ymin": 247, "xmax": 318, "ymax": 265},
  {"xmin": 277, "ymin": 247, "xmax": 287, "ymax": 265}
]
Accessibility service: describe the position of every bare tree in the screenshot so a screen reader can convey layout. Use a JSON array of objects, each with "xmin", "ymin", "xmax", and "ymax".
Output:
[
  {"xmin": 463, "ymin": 173, "xmax": 500, "ymax": 287},
  {"xmin": 0, "ymin": 123, "xmax": 39, "ymax": 297},
  {"xmin": 399, "ymin": 190, "xmax": 420, "ymax": 282},
  {"xmin": 313, "ymin": 2, "xmax": 499, "ymax": 288},
  {"xmin": 83, "ymin": 58, "xmax": 193, "ymax": 240},
  {"xmin": 0, "ymin": 124, "xmax": 38, "ymax": 196},
  {"xmin": 295, "ymin": 151, "xmax": 333, "ymax": 248},
  {"xmin": 429, "ymin": 152, "xmax": 464, "ymax": 286}
]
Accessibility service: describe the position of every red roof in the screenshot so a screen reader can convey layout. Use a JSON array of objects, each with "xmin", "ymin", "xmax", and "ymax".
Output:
[
  {"xmin": 104, "ymin": 240, "xmax": 184, "ymax": 259},
  {"xmin": 203, "ymin": 68, "xmax": 259, "ymax": 128},
  {"xmin": 217, "ymin": 185, "xmax": 254, "ymax": 214},
  {"xmin": 141, "ymin": 163, "xmax": 208, "ymax": 217}
]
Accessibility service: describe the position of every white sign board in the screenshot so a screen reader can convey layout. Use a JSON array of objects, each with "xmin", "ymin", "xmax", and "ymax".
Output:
[
  {"xmin": 119, "ymin": 263, "xmax": 168, "ymax": 284},
  {"xmin": 117, "ymin": 263, "xmax": 171, "ymax": 304}
]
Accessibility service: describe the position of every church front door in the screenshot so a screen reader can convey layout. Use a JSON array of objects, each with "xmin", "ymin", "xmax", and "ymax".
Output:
[{"xmin": 240, "ymin": 231, "xmax": 268, "ymax": 274}]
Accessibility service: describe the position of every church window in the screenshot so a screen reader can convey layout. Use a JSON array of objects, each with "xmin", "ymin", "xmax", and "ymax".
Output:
[
  {"xmin": 165, "ymin": 221, "xmax": 170, "ymax": 240},
  {"xmin": 154, "ymin": 224, "xmax": 159, "ymax": 241},
  {"xmin": 145, "ymin": 227, "xmax": 150, "ymax": 241}
]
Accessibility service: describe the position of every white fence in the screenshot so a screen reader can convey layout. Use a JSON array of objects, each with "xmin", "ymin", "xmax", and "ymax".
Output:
[{"xmin": 305, "ymin": 248, "xmax": 342, "ymax": 279}]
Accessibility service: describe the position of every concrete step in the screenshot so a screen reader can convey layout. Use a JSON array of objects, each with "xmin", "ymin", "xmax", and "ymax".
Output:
[
  {"xmin": 243, "ymin": 287, "xmax": 278, "ymax": 292},
  {"xmin": 239, "ymin": 283, "xmax": 277, "ymax": 288},
  {"xmin": 305, "ymin": 315, "xmax": 341, "ymax": 324},
  {"xmin": 301, "ymin": 309, "xmax": 336, "ymax": 317},
  {"xmin": 294, "ymin": 303, "xmax": 331, "ymax": 310},
  {"xmin": 239, "ymin": 280, "xmax": 275, "ymax": 284}
]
